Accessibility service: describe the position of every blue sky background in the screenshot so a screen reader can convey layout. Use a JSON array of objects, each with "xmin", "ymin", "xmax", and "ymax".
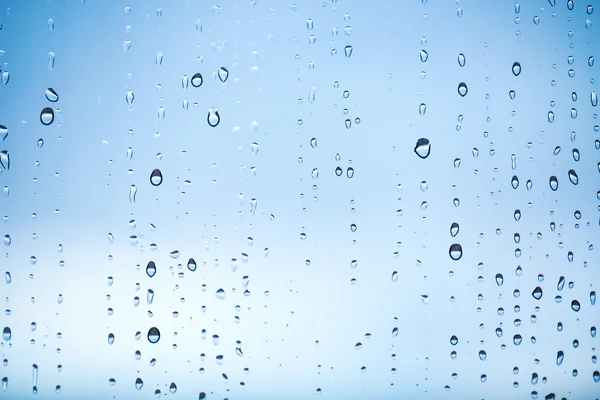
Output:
[{"xmin": 0, "ymin": 0, "xmax": 599, "ymax": 399}]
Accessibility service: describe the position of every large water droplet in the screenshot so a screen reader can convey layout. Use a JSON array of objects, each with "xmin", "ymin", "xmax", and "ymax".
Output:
[
  {"xmin": 549, "ymin": 176, "xmax": 558, "ymax": 191},
  {"xmin": 207, "ymin": 107, "xmax": 220, "ymax": 127},
  {"xmin": 218, "ymin": 67, "xmax": 229, "ymax": 82},
  {"xmin": 571, "ymin": 300, "xmax": 580, "ymax": 312},
  {"xmin": 147, "ymin": 327, "xmax": 160, "ymax": 343},
  {"xmin": 135, "ymin": 378, "xmax": 143, "ymax": 391},
  {"xmin": 457, "ymin": 82, "xmax": 468, "ymax": 97},
  {"xmin": 169, "ymin": 383, "xmax": 177, "ymax": 394},
  {"xmin": 216, "ymin": 288, "xmax": 225, "ymax": 300},
  {"xmin": 449, "ymin": 244, "xmax": 463, "ymax": 260},
  {"xmin": 45, "ymin": 88, "xmax": 59, "ymax": 102},
  {"xmin": 532, "ymin": 286, "xmax": 543, "ymax": 300},
  {"xmin": 2, "ymin": 327, "xmax": 10, "ymax": 341},
  {"xmin": 191, "ymin": 73, "xmax": 203, "ymax": 87},
  {"xmin": 0, "ymin": 125, "xmax": 7, "ymax": 141},
  {"xmin": 512, "ymin": 62, "xmax": 521, "ymax": 76},
  {"xmin": 150, "ymin": 169, "xmax": 163, "ymax": 186},
  {"xmin": 146, "ymin": 261, "xmax": 156, "ymax": 277},
  {"xmin": 346, "ymin": 167, "xmax": 354, "ymax": 178},
  {"xmin": 568, "ymin": 169, "xmax": 578, "ymax": 185},
  {"xmin": 40, "ymin": 107, "xmax": 54, "ymax": 125},
  {"xmin": 187, "ymin": 258, "xmax": 197, "ymax": 271},
  {"xmin": 414, "ymin": 138, "xmax": 431, "ymax": 159},
  {"xmin": 495, "ymin": 274, "xmax": 504, "ymax": 286}
]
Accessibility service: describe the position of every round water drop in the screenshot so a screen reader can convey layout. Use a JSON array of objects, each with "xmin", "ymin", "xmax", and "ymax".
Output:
[
  {"xmin": 218, "ymin": 67, "xmax": 229, "ymax": 82},
  {"xmin": 216, "ymin": 288, "xmax": 225, "ymax": 300},
  {"xmin": 146, "ymin": 261, "xmax": 156, "ymax": 277},
  {"xmin": 450, "ymin": 335, "xmax": 458, "ymax": 345},
  {"xmin": 344, "ymin": 45, "xmax": 353, "ymax": 58},
  {"xmin": 495, "ymin": 274, "xmax": 504, "ymax": 286},
  {"xmin": 187, "ymin": 258, "xmax": 197, "ymax": 271},
  {"xmin": 549, "ymin": 176, "xmax": 558, "ymax": 191},
  {"xmin": 457, "ymin": 82, "xmax": 468, "ymax": 97},
  {"xmin": 419, "ymin": 50, "xmax": 428, "ymax": 62},
  {"xmin": 2, "ymin": 327, "xmax": 10, "ymax": 341},
  {"xmin": 571, "ymin": 300, "xmax": 580, "ymax": 312},
  {"xmin": 40, "ymin": 107, "xmax": 54, "ymax": 125},
  {"xmin": 479, "ymin": 350, "xmax": 487, "ymax": 361},
  {"xmin": 458, "ymin": 53, "xmax": 466, "ymax": 67},
  {"xmin": 169, "ymin": 383, "xmax": 177, "ymax": 394},
  {"xmin": 191, "ymin": 73, "xmax": 203, "ymax": 87},
  {"xmin": 513, "ymin": 334, "xmax": 522, "ymax": 346},
  {"xmin": 135, "ymin": 378, "xmax": 143, "ymax": 391},
  {"xmin": 414, "ymin": 138, "xmax": 431, "ymax": 159},
  {"xmin": 532, "ymin": 286, "xmax": 543, "ymax": 300},
  {"xmin": 512, "ymin": 62, "xmax": 521, "ymax": 76},
  {"xmin": 568, "ymin": 169, "xmax": 578, "ymax": 185},
  {"xmin": 335, "ymin": 167, "xmax": 343, "ymax": 176},
  {"xmin": 449, "ymin": 244, "xmax": 463, "ymax": 261},
  {"xmin": 346, "ymin": 167, "xmax": 354, "ymax": 178},
  {"xmin": 45, "ymin": 88, "xmax": 59, "ymax": 102},
  {"xmin": 591, "ymin": 291, "xmax": 596, "ymax": 306},
  {"xmin": 450, "ymin": 222, "xmax": 460, "ymax": 237},
  {"xmin": 147, "ymin": 327, "xmax": 160, "ymax": 343},
  {"xmin": 150, "ymin": 169, "xmax": 163, "ymax": 186},
  {"xmin": 207, "ymin": 107, "xmax": 220, "ymax": 127}
]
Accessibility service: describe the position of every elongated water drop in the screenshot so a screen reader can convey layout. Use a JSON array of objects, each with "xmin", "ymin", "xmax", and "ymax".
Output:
[
  {"xmin": 129, "ymin": 185, "xmax": 137, "ymax": 202},
  {"xmin": 568, "ymin": 169, "xmax": 578, "ymax": 185},
  {"xmin": 126, "ymin": 90, "xmax": 134, "ymax": 104},
  {"xmin": 45, "ymin": 88, "xmax": 59, "ymax": 102},
  {"xmin": 40, "ymin": 107, "xmax": 54, "ymax": 125},
  {"xmin": 2, "ymin": 327, "xmax": 10, "ymax": 341},
  {"xmin": 419, "ymin": 103, "xmax": 427, "ymax": 115},
  {"xmin": 511, "ymin": 175, "xmax": 519, "ymax": 189},
  {"xmin": 150, "ymin": 169, "xmax": 163, "ymax": 186},
  {"xmin": 32, "ymin": 364, "xmax": 38, "ymax": 387},
  {"xmin": 346, "ymin": 167, "xmax": 354, "ymax": 178},
  {"xmin": 187, "ymin": 258, "xmax": 197, "ymax": 271},
  {"xmin": 495, "ymin": 274, "xmax": 504, "ymax": 286},
  {"xmin": 135, "ymin": 378, "xmax": 143, "ymax": 391},
  {"xmin": 512, "ymin": 62, "xmax": 521, "ymax": 76},
  {"xmin": 0, "ymin": 151, "xmax": 9, "ymax": 171},
  {"xmin": 556, "ymin": 351, "xmax": 564, "ymax": 365},
  {"xmin": 146, "ymin": 261, "xmax": 156, "ymax": 277},
  {"xmin": 458, "ymin": 53, "xmax": 466, "ymax": 67},
  {"xmin": 450, "ymin": 222, "xmax": 459, "ymax": 237},
  {"xmin": 548, "ymin": 111, "xmax": 554, "ymax": 123},
  {"xmin": 216, "ymin": 67, "xmax": 230, "ymax": 83},
  {"xmin": 571, "ymin": 300, "xmax": 580, "ymax": 312},
  {"xmin": 207, "ymin": 107, "xmax": 220, "ymax": 127},
  {"xmin": 414, "ymin": 138, "xmax": 431, "ymax": 159},
  {"xmin": 593, "ymin": 91, "xmax": 599, "ymax": 107},
  {"xmin": 169, "ymin": 383, "xmax": 177, "ymax": 394},
  {"xmin": 420, "ymin": 50, "xmax": 428, "ymax": 62},
  {"xmin": 549, "ymin": 176, "xmax": 558, "ymax": 191},
  {"xmin": 590, "ymin": 291, "xmax": 596, "ymax": 306}
]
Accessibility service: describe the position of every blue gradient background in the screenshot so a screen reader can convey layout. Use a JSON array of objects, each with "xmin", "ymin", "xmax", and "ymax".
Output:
[{"xmin": 0, "ymin": 0, "xmax": 599, "ymax": 399}]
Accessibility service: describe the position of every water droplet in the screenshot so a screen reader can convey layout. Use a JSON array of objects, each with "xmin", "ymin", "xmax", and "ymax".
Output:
[
  {"xmin": 2, "ymin": 327, "xmax": 10, "ymax": 341},
  {"xmin": 346, "ymin": 167, "xmax": 354, "ymax": 178},
  {"xmin": 420, "ymin": 50, "xmax": 428, "ymax": 62},
  {"xmin": 135, "ymin": 378, "xmax": 143, "ymax": 391},
  {"xmin": 512, "ymin": 62, "xmax": 521, "ymax": 76},
  {"xmin": 571, "ymin": 300, "xmax": 580, "ymax": 312},
  {"xmin": 48, "ymin": 52, "xmax": 55, "ymax": 70},
  {"xmin": 511, "ymin": 175, "xmax": 519, "ymax": 189},
  {"xmin": 0, "ymin": 151, "xmax": 9, "ymax": 171},
  {"xmin": 590, "ymin": 291, "xmax": 596, "ymax": 305},
  {"xmin": 591, "ymin": 91, "xmax": 598, "ymax": 107},
  {"xmin": 458, "ymin": 53, "xmax": 466, "ymax": 67},
  {"xmin": 532, "ymin": 286, "xmax": 543, "ymax": 300},
  {"xmin": 169, "ymin": 383, "xmax": 177, "ymax": 394},
  {"xmin": 207, "ymin": 107, "xmax": 220, "ymax": 127},
  {"xmin": 509, "ymin": 90, "xmax": 516, "ymax": 99},
  {"xmin": 147, "ymin": 327, "xmax": 160, "ymax": 343},
  {"xmin": 146, "ymin": 261, "xmax": 156, "ymax": 277},
  {"xmin": 216, "ymin": 288, "xmax": 225, "ymax": 300},
  {"xmin": 1, "ymin": 71, "xmax": 9, "ymax": 85},
  {"xmin": 218, "ymin": 67, "xmax": 229, "ymax": 82},
  {"xmin": 126, "ymin": 90, "xmax": 134, "ymax": 104},
  {"xmin": 311, "ymin": 168, "xmax": 319, "ymax": 179},
  {"xmin": 553, "ymin": 146, "xmax": 562, "ymax": 155},
  {"xmin": 548, "ymin": 111, "xmax": 554, "ymax": 123},
  {"xmin": 335, "ymin": 167, "xmax": 342, "ymax": 176},
  {"xmin": 187, "ymin": 258, "xmax": 197, "ymax": 271},
  {"xmin": 479, "ymin": 350, "xmax": 487, "ymax": 361},
  {"xmin": 453, "ymin": 158, "xmax": 461, "ymax": 168},
  {"xmin": 567, "ymin": 169, "xmax": 578, "ymax": 185},
  {"xmin": 0, "ymin": 125, "xmax": 7, "ymax": 141},
  {"xmin": 450, "ymin": 223, "xmax": 459, "ymax": 237},
  {"xmin": 549, "ymin": 176, "xmax": 558, "ymax": 191},
  {"xmin": 150, "ymin": 169, "xmax": 163, "ymax": 186},
  {"xmin": 449, "ymin": 244, "xmax": 463, "ymax": 260},
  {"xmin": 450, "ymin": 335, "xmax": 458, "ymax": 345},
  {"xmin": 513, "ymin": 334, "xmax": 522, "ymax": 345},
  {"xmin": 457, "ymin": 82, "xmax": 468, "ymax": 97},
  {"xmin": 40, "ymin": 107, "xmax": 54, "ymax": 125},
  {"xmin": 129, "ymin": 185, "xmax": 137, "ymax": 203},
  {"xmin": 556, "ymin": 350, "xmax": 564, "ymax": 365},
  {"xmin": 594, "ymin": 371, "xmax": 600, "ymax": 383},
  {"xmin": 495, "ymin": 274, "xmax": 504, "ymax": 286},
  {"xmin": 45, "ymin": 88, "xmax": 59, "ymax": 102},
  {"xmin": 567, "ymin": 0, "xmax": 574, "ymax": 10},
  {"xmin": 414, "ymin": 138, "xmax": 431, "ymax": 159},
  {"xmin": 344, "ymin": 45, "xmax": 353, "ymax": 58},
  {"xmin": 191, "ymin": 73, "xmax": 203, "ymax": 87}
]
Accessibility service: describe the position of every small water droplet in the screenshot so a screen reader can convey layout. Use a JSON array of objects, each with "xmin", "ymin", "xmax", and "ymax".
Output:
[
  {"xmin": 218, "ymin": 67, "xmax": 229, "ymax": 82},
  {"xmin": 458, "ymin": 53, "xmax": 466, "ymax": 67},
  {"xmin": 126, "ymin": 90, "xmax": 134, "ymax": 104},
  {"xmin": 169, "ymin": 383, "xmax": 177, "ymax": 394},
  {"xmin": 45, "ymin": 88, "xmax": 59, "ymax": 102},
  {"xmin": 150, "ymin": 169, "xmax": 163, "ymax": 186},
  {"xmin": 450, "ymin": 223, "xmax": 459, "ymax": 237},
  {"xmin": 512, "ymin": 62, "xmax": 521, "ymax": 76},
  {"xmin": 420, "ymin": 50, "xmax": 428, "ymax": 62},
  {"xmin": 457, "ymin": 82, "xmax": 468, "ymax": 96},
  {"xmin": 344, "ymin": 45, "xmax": 353, "ymax": 58},
  {"xmin": 548, "ymin": 111, "xmax": 555, "ymax": 123},
  {"xmin": 40, "ymin": 107, "xmax": 54, "ymax": 125}
]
